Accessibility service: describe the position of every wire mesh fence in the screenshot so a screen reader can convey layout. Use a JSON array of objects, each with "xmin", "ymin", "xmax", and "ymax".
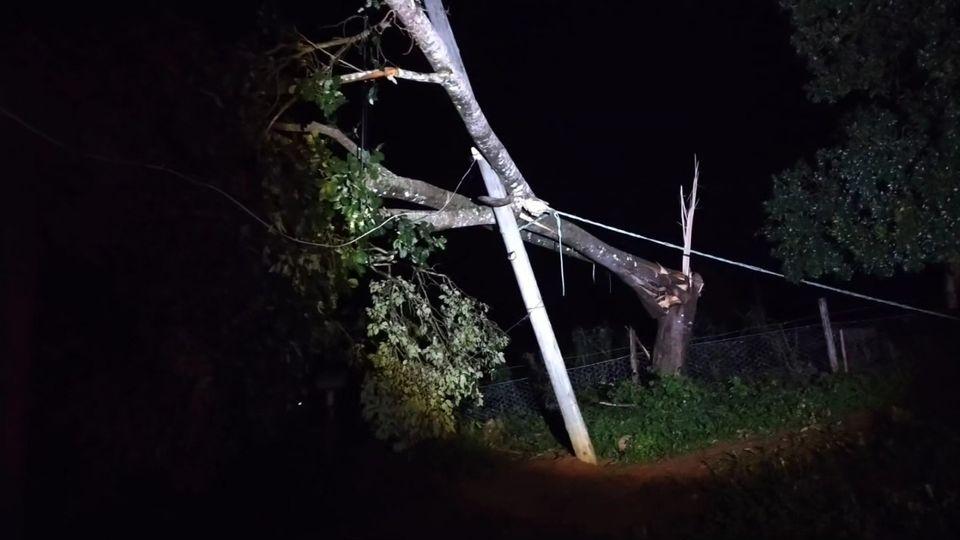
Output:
[
  {"xmin": 468, "ymin": 315, "xmax": 906, "ymax": 420},
  {"xmin": 472, "ymin": 354, "xmax": 634, "ymax": 419}
]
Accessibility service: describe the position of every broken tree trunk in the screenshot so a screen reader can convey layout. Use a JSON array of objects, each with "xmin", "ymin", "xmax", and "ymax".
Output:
[
  {"xmin": 653, "ymin": 275, "xmax": 702, "ymax": 376},
  {"xmin": 475, "ymin": 149, "xmax": 597, "ymax": 464},
  {"xmin": 655, "ymin": 157, "xmax": 703, "ymax": 376},
  {"xmin": 680, "ymin": 157, "xmax": 700, "ymax": 279}
]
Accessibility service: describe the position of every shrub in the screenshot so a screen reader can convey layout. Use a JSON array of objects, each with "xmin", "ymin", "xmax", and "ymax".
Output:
[{"xmin": 361, "ymin": 272, "xmax": 508, "ymax": 449}]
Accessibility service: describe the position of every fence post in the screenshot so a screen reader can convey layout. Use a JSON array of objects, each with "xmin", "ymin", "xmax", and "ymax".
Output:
[
  {"xmin": 839, "ymin": 328, "xmax": 849, "ymax": 373},
  {"xmin": 818, "ymin": 298, "xmax": 840, "ymax": 373},
  {"xmin": 627, "ymin": 326, "xmax": 639, "ymax": 383}
]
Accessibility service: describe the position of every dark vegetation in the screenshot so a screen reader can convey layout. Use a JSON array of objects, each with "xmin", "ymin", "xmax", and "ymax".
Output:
[
  {"xmin": 693, "ymin": 419, "xmax": 960, "ymax": 539},
  {"xmin": 481, "ymin": 366, "xmax": 907, "ymax": 461}
]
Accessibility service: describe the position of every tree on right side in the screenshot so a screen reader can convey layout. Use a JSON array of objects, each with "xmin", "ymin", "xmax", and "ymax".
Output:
[{"xmin": 765, "ymin": 0, "xmax": 960, "ymax": 308}]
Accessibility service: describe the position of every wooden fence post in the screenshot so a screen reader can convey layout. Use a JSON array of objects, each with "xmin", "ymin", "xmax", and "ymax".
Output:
[
  {"xmin": 474, "ymin": 149, "xmax": 597, "ymax": 464},
  {"xmin": 818, "ymin": 298, "xmax": 840, "ymax": 373},
  {"xmin": 839, "ymin": 328, "xmax": 849, "ymax": 373},
  {"xmin": 627, "ymin": 326, "xmax": 639, "ymax": 384}
]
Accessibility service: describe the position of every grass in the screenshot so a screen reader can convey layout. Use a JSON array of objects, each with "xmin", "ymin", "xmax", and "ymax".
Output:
[
  {"xmin": 468, "ymin": 366, "xmax": 908, "ymax": 463},
  {"xmin": 447, "ymin": 363, "xmax": 960, "ymax": 538},
  {"xmin": 684, "ymin": 416, "xmax": 960, "ymax": 539},
  {"xmin": 419, "ymin": 362, "xmax": 959, "ymax": 538}
]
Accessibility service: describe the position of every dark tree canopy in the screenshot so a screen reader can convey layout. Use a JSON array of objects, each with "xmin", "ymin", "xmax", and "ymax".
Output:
[{"xmin": 766, "ymin": 0, "xmax": 960, "ymax": 280}]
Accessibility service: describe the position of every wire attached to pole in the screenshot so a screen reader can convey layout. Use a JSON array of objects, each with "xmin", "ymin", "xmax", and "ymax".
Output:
[{"xmin": 554, "ymin": 211, "xmax": 566, "ymax": 296}]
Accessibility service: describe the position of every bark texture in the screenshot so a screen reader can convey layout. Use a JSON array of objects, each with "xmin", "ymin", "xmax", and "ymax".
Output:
[{"xmin": 653, "ymin": 274, "xmax": 702, "ymax": 375}]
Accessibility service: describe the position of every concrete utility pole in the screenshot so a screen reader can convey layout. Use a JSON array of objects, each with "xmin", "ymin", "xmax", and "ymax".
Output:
[{"xmin": 474, "ymin": 149, "xmax": 597, "ymax": 464}]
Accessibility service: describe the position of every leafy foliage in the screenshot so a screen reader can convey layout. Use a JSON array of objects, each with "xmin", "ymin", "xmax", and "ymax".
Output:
[
  {"xmin": 390, "ymin": 217, "xmax": 446, "ymax": 266},
  {"xmin": 298, "ymin": 72, "xmax": 346, "ymax": 118},
  {"xmin": 362, "ymin": 272, "xmax": 508, "ymax": 449},
  {"xmin": 263, "ymin": 136, "xmax": 376, "ymax": 300},
  {"xmin": 254, "ymin": 32, "xmax": 498, "ymax": 449},
  {"xmin": 765, "ymin": 0, "xmax": 960, "ymax": 280}
]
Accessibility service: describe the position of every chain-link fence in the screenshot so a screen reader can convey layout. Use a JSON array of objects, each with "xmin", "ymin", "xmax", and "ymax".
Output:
[
  {"xmin": 473, "ymin": 354, "xmax": 634, "ymax": 419},
  {"xmin": 468, "ymin": 315, "xmax": 906, "ymax": 419}
]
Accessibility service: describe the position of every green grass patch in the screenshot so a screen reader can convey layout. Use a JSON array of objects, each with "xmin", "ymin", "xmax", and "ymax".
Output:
[
  {"xmin": 687, "ymin": 417, "xmax": 960, "ymax": 539},
  {"xmin": 470, "ymin": 366, "xmax": 908, "ymax": 462}
]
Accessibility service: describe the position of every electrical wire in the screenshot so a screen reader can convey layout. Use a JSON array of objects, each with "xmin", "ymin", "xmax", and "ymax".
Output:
[{"xmin": 554, "ymin": 209, "xmax": 959, "ymax": 321}]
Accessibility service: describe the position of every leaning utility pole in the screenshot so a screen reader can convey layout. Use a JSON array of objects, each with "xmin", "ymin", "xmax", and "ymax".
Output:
[{"xmin": 474, "ymin": 148, "xmax": 596, "ymax": 464}]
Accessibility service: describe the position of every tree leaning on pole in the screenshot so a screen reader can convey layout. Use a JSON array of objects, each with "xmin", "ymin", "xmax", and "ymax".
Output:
[
  {"xmin": 370, "ymin": 0, "xmax": 703, "ymax": 375},
  {"xmin": 274, "ymin": 2, "xmax": 703, "ymax": 373}
]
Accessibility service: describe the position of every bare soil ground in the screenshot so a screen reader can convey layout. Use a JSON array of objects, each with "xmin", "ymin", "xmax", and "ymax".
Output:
[
  {"xmin": 31, "ymin": 407, "xmax": 953, "ymax": 540},
  {"xmin": 325, "ymin": 410, "xmax": 892, "ymax": 540}
]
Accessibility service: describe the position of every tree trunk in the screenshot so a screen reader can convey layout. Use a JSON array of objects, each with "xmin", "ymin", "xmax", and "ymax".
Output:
[{"xmin": 652, "ymin": 273, "xmax": 702, "ymax": 376}]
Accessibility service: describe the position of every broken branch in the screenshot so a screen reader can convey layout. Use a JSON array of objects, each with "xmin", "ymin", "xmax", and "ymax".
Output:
[{"xmin": 339, "ymin": 67, "xmax": 444, "ymax": 85}]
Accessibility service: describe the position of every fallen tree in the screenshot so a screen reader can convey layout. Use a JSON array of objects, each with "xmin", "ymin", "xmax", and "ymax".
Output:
[{"xmin": 269, "ymin": 1, "xmax": 703, "ymax": 375}]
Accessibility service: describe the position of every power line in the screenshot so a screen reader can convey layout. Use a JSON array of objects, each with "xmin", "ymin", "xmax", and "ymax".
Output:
[
  {"xmin": 6, "ymin": 104, "xmax": 956, "ymax": 322},
  {"xmin": 554, "ymin": 209, "xmax": 960, "ymax": 321},
  {"xmin": 0, "ymin": 105, "xmax": 475, "ymax": 250}
]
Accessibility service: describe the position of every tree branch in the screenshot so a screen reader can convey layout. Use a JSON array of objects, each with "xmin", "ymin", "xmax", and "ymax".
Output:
[
  {"xmin": 385, "ymin": 189, "xmax": 686, "ymax": 317},
  {"xmin": 273, "ymin": 121, "xmax": 476, "ymax": 209},
  {"xmin": 279, "ymin": 120, "xmax": 689, "ymax": 317},
  {"xmin": 384, "ymin": 0, "xmax": 535, "ymax": 200},
  {"xmin": 299, "ymin": 16, "xmax": 393, "ymax": 52},
  {"xmin": 274, "ymin": 121, "xmax": 359, "ymax": 153},
  {"xmin": 680, "ymin": 157, "xmax": 700, "ymax": 278},
  {"xmin": 383, "ymin": 207, "xmax": 493, "ymax": 228},
  {"xmin": 339, "ymin": 67, "xmax": 444, "ymax": 85}
]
